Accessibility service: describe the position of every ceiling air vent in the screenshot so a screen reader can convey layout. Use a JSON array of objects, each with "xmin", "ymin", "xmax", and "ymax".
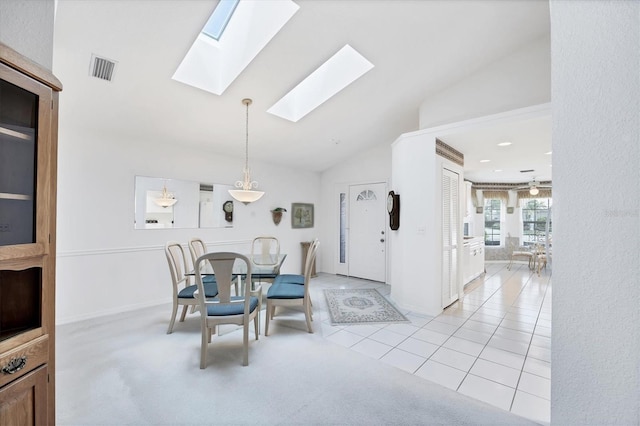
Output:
[
  {"xmin": 89, "ymin": 54, "xmax": 117, "ymax": 82},
  {"xmin": 520, "ymin": 169, "xmax": 535, "ymax": 173}
]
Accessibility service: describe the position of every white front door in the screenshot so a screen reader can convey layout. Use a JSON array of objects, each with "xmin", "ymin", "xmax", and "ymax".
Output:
[{"xmin": 348, "ymin": 183, "xmax": 387, "ymax": 282}]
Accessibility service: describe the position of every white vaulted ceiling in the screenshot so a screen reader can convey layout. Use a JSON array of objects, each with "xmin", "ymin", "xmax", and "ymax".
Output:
[{"xmin": 52, "ymin": 0, "xmax": 550, "ymax": 179}]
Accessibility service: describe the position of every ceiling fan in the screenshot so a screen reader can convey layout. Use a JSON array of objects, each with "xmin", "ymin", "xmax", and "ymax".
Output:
[{"xmin": 513, "ymin": 178, "xmax": 552, "ymax": 195}]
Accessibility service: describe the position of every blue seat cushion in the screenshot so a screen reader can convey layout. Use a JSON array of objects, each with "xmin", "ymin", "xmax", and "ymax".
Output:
[
  {"xmin": 267, "ymin": 283, "xmax": 305, "ymax": 299},
  {"xmin": 202, "ymin": 275, "xmax": 217, "ymax": 284},
  {"xmin": 178, "ymin": 282, "xmax": 218, "ymax": 298},
  {"xmin": 206, "ymin": 296, "xmax": 259, "ymax": 316},
  {"xmin": 273, "ymin": 274, "xmax": 304, "ymax": 285}
]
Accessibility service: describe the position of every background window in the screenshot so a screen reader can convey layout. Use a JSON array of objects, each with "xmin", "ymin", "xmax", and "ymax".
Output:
[
  {"xmin": 522, "ymin": 198, "xmax": 552, "ymax": 245},
  {"xmin": 484, "ymin": 199, "xmax": 501, "ymax": 246}
]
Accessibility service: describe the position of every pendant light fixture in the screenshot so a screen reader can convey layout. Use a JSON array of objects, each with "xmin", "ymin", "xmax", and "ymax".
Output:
[
  {"xmin": 529, "ymin": 179, "xmax": 540, "ymax": 195},
  {"xmin": 229, "ymin": 98, "xmax": 265, "ymax": 204},
  {"xmin": 154, "ymin": 181, "xmax": 178, "ymax": 208}
]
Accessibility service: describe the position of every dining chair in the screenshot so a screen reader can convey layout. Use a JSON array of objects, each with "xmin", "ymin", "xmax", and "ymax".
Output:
[
  {"xmin": 188, "ymin": 238, "xmax": 238, "ymax": 295},
  {"xmin": 194, "ymin": 252, "xmax": 260, "ymax": 368},
  {"xmin": 507, "ymin": 240, "xmax": 534, "ymax": 271},
  {"xmin": 533, "ymin": 242, "xmax": 550, "ymax": 276},
  {"xmin": 248, "ymin": 236, "xmax": 283, "ymax": 296},
  {"xmin": 251, "ymin": 236, "xmax": 280, "ymax": 262},
  {"xmin": 271, "ymin": 239, "xmax": 318, "ymax": 314},
  {"xmin": 164, "ymin": 241, "xmax": 218, "ymax": 334},
  {"xmin": 264, "ymin": 239, "xmax": 319, "ymax": 336},
  {"xmin": 275, "ymin": 238, "xmax": 319, "ymax": 285}
]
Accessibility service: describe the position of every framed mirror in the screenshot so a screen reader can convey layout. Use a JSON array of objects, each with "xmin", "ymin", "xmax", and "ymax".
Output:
[{"xmin": 134, "ymin": 176, "xmax": 234, "ymax": 229}]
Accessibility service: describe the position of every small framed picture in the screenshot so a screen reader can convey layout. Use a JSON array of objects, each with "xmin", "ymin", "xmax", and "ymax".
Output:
[
  {"xmin": 291, "ymin": 203, "xmax": 314, "ymax": 228},
  {"xmin": 476, "ymin": 206, "xmax": 483, "ymax": 214},
  {"xmin": 507, "ymin": 207, "xmax": 515, "ymax": 214}
]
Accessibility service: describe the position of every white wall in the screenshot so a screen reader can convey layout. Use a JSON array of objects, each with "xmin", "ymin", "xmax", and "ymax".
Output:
[
  {"xmin": 55, "ymin": 126, "xmax": 321, "ymax": 323},
  {"xmin": 0, "ymin": 0, "xmax": 54, "ymax": 69},
  {"xmin": 389, "ymin": 132, "xmax": 441, "ymax": 316},
  {"xmin": 419, "ymin": 35, "xmax": 550, "ymax": 129},
  {"xmin": 550, "ymin": 1, "xmax": 639, "ymax": 424}
]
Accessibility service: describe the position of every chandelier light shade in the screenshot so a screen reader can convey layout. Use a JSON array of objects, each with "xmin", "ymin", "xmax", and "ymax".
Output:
[
  {"xmin": 229, "ymin": 98, "xmax": 265, "ymax": 204},
  {"xmin": 526, "ymin": 178, "xmax": 540, "ymax": 196},
  {"xmin": 154, "ymin": 182, "xmax": 178, "ymax": 208}
]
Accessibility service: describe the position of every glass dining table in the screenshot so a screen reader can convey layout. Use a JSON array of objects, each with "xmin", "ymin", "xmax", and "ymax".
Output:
[{"xmin": 187, "ymin": 253, "xmax": 287, "ymax": 291}]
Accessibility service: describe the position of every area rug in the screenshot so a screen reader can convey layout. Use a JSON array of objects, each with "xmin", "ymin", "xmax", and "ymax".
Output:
[{"xmin": 324, "ymin": 288, "xmax": 409, "ymax": 325}]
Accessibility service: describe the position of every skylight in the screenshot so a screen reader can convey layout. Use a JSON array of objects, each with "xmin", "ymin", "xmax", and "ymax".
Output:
[
  {"xmin": 202, "ymin": 0, "xmax": 239, "ymax": 41},
  {"xmin": 267, "ymin": 45, "xmax": 374, "ymax": 122},
  {"xmin": 172, "ymin": 0, "xmax": 299, "ymax": 95}
]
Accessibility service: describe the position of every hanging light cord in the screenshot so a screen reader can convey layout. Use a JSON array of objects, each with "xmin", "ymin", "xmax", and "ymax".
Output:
[
  {"xmin": 235, "ymin": 98, "xmax": 258, "ymax": 191},
  {"xmin": 244, "ymin": 98, "xmax": 250, "ymax": 171}
]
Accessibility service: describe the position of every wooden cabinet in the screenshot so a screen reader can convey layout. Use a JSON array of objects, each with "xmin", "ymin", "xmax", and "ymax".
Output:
[
  {"xmin": 0, "ymin": 365, "xmax": 48, "ymax": 425},
  {"xmin": 0, "ymin": 42, "xmax": 61, "ymax": 426}
]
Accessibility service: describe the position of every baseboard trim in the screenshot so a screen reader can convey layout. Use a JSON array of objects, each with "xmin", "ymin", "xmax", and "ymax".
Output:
[{"xmin": 56, "ymin": 297, "xmax": 170, "ymax": 325}]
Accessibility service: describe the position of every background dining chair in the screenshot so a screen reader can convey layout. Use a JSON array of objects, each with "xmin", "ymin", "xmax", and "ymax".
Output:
[
  {"xmin": 507, "ymin": 240, "xmax": 534, "ymax": 270},
  {"xmin": 164, "ymin": 241, "xmax": 218, "ymax": 334},
  {"xmin": 194, "ymin": 252, "xmax": 260, "ymax": 368},
  {"xmin": 264, "ymin": 239, "xmax": 319, "ymax": 336},
  {"xmin": 188, "ymin": 238, "xmax": 238, "ymax": 295},
  {"xmin": 275, "ymin": 238, "xmax": 319, "ymax": 285},
  {"xmin": 249, "ymin": 236, "xmax": 282, "ymax": 286},
  {"xmin": 251, "ymin": 236, "xmax": 280, "ymax": 262},
  {"xmin": 533, "ymin": 242, "xmax": 550, "ymax": 276}
]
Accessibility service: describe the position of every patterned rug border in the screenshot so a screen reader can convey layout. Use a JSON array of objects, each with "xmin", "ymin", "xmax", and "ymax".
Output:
[{"xmin": 324, "ymin": 288, "xmax": 409, "ymax": 325}]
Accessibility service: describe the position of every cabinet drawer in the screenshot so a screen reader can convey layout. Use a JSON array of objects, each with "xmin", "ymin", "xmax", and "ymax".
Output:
[{"xmin": 0, "ymin": 335, "xmax": 48, "ymax": 388}]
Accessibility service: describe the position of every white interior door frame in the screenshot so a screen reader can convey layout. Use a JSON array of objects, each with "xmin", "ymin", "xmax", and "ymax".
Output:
[{"xmin": 333, "ymin": 181, "xmax": 388, "ymax": 281}]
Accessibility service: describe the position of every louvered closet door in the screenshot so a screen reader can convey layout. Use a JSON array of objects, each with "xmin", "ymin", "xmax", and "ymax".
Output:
[{"xmin": 442, "ymin": 168, "xmax": 460, "ymax": 307}]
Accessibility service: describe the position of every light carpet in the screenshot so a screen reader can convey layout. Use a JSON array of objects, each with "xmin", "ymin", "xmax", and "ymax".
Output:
[
  {"xmin": 56, "ymin": 303, "xmax": 535, "ymax": 425},
  {"xmin": 324, "ymin": 288, "xmax": 409, "ymax": 325}
]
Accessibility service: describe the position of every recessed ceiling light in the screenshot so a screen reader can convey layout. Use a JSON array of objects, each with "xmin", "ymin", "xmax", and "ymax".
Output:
[
  {"xmin": 497, "ymin": 142, "xmax": 512, "ymax": 146},
  {"xmin": 494, "ymin": 169, "xmax": 503, "ymax": 172},
  {"xmin": 480, "ymin": 159, "xmax": 491, "ymax": 163},
  {"xmin": 268, "ymin": 45, "xmax": 374, "ymax": 122},
  {"xmin": 545, "ymin": 151, "xmax": 552, "ymax": 155}
]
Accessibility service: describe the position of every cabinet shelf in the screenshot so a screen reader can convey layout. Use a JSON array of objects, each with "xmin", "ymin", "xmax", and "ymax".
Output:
[{"xmin": 0, "ymin": 193, "xmax": 32, "ymax": 200}]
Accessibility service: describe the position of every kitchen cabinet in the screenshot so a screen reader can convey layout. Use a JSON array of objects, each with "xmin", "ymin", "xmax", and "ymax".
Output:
[
  {"xmin": 463, "ymin": 237, "xmax": 485, "ymax": 285},
  {"xmin": 0, "ymin": 42, "xmax": 61, "ymax": 425}
]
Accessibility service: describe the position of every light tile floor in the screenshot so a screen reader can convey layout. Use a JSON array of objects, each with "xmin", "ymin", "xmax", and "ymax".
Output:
[{"xmin": 305, "ymin": 262, "xmax": 551, "ymax": 425}]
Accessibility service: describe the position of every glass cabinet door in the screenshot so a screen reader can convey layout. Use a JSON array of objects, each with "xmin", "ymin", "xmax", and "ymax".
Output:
[
  {"xmin": 0, "ymin": 62, "xmax": 52, "ymax": 260},
  {"xmin": 0, "ymin": 78, "xmax": 38, "ymax": 247}
]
